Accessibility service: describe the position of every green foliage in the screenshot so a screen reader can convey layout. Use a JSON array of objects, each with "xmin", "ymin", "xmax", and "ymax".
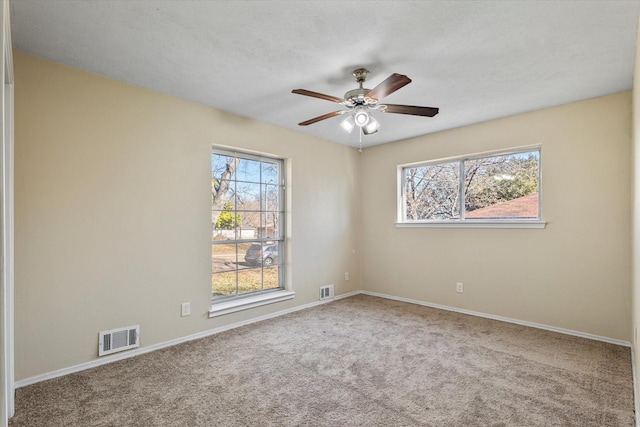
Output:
[
  {"xmin": 465, "ymin": 153, "xmax": 539, "ymax": 212},
  {"xmin": 404, "ymin": 151, "xmax": 539, "ymax": 220},
  {"xmin": 215, "ymin": 201, "xmax": 242, "ymax": 229}
]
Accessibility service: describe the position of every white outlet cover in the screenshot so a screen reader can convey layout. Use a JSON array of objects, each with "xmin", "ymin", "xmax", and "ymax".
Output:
[{"xmin": 181, "ymin": 302, "xmax": 191, "ymax": 317}]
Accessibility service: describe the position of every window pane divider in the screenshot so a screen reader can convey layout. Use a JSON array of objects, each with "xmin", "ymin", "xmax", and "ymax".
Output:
[
  {"xmin": 212, "ymin": 237, "xmax": 284, "ymax": 245},
  {"xmin": 459, "ymin": 159, "xmax": 466, "ymax": 221},
  {"xmin": 399, "ymin": 147, "xmax": 541, "ymax": 224}
]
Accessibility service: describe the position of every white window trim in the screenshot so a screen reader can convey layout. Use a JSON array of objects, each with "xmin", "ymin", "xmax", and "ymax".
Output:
[
  {"xmin": 397, "ymin": 146, "xmax": 544, "ymax": 228},
  {"xmin": 395, "ymin": 220, "xmax": 546, "ymax": 229},
  {"xmin": 211, "ymin": 148, "xmax": 287, "ymax": 303},
  {"xmin": 209, "ymin": 290, "xmax": 295, "ymax": 318}
]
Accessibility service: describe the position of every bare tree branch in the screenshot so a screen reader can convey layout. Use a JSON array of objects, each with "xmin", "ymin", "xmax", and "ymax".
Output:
[{"xmin": 212, "ymin": 157, "xmax": 239, "ymax": 228}]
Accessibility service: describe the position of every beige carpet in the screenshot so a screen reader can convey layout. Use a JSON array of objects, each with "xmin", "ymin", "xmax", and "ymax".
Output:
[{"xmin": 9, "ymin": 295, "xmax": 635, "ymax": 426}]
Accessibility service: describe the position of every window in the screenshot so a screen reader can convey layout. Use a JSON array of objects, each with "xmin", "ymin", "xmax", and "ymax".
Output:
[
  {"xmin": 211, "ymin": 149, "xmax": 285, "ymax": 302},
  {"xmin": 399, "ymin": 148, "xmax": 542, "ymax": 227}
]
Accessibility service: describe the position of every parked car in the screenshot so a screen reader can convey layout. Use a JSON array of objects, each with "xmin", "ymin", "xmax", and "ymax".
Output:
[{"xmin": 244, "ymin": 243, "xmax": 278, "ymax": 266}]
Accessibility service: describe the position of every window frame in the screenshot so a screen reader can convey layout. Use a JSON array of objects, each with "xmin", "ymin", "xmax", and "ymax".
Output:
[
  {"xmin": 210, "ymin": 148, "xmax": 291, "ymax": 316},
  {"xmin": 396, "ymin": 146, "xmax": 546, "ymax": 229}
]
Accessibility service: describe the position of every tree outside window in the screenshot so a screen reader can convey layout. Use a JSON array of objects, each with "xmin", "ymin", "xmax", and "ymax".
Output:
[
  {"xmin": 403, "ymin": 149, "xmax": 540, "ymax": 222},
  {"xmin": 211, "ymin": 149, "xmax": 285, "ymax": 300}
]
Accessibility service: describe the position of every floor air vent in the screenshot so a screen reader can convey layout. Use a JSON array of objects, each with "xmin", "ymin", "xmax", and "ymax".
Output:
[
  {"xmin": 320, "ymin": 284, "xmax": 334, "ymax": 301},
  {"xmin": 99, "ymin": 325, "xmax": 140, "ymax": 356}
]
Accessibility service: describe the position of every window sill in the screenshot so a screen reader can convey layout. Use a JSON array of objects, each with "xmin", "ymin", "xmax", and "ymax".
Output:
[
  {"xmin": 395, "ymin": 220, "xmax": 547, "ymax": 229},
  {"xmin": 209, "ymin": 290, "xmax": 295, "ymax": 318}
]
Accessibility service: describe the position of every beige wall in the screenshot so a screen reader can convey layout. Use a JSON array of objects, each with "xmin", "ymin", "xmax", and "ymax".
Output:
[
  {"xmin": 631, "ymin": 15, "xmax": 640, "ymax": 417},
  {"xmin": 361, "ymin": 92, "xmax": 632, "ymax": 341},
  {"xmin": 13, "ymin": 52, "xmax": 361, "ymax": 380}
]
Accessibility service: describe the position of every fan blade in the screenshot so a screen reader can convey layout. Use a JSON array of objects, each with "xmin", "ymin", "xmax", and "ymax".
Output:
[
  {"xmin": 365, "ymin": 73, "xmax": 412, "ymax": 102},
  {"xmin": 382, "ymin": 104, "xmax": 439, "ymax": 117},
  {"xmin": 298, "ymin": 111, "xmax": 344, "ymax": 126},
  {"xmin": 292, "ymin": 89, "xmax": 345, "ymax": 103}
]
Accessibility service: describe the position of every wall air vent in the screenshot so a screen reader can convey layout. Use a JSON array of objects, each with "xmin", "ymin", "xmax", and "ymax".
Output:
[
  {"xmin": 98, "ymin": 325, "xmax": 140, "ymax": 357},
  {"xmin": 320, "ymin": 284, "xmax": 334, "ymax": 301}
]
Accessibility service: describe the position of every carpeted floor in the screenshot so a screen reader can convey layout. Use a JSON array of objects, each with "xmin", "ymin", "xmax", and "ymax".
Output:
[{"xmin": 9, "ymin": 295, "xmax": 635, "ymax": 426}]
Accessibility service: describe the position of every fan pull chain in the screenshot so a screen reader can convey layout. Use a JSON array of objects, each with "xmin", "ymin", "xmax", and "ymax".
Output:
[{"xmin": 359, "ymin": 127, "xmax": 363, "ymax": 153}]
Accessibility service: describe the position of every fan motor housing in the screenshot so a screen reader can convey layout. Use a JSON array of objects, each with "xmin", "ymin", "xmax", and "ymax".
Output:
[{"xmin": 344, "ymin": 87, "xmax": 374, "ymax": 105}]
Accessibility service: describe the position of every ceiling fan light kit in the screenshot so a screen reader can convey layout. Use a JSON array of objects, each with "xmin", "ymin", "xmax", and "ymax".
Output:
[
  {"xmin": 292, "ymin": 68, "xmax": 439, "ymax": 142},
  {"xmin": 362, "ymin": 115, "xmax": 380, "ymax": 135},
  {"xmin": 340, "ymin": 115, "xmax": 355, "ymax": 133},
  {"xmin": 354, "ymin": 108, "xmax": 370, "ymax": 126},
  {"xmin": 340, "ymin": 110, "xmax": 380, "ymax": 135}
]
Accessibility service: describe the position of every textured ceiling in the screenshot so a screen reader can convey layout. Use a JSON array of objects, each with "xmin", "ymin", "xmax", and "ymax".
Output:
[{"xmin": 9, "ymin": 1, "xmax": 640, "ymax": 148}]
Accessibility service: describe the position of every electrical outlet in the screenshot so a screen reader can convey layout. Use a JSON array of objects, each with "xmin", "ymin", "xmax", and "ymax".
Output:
[
  {"xmin": 344, "ymin": 272, "xmax": 349, "ymax": 281},
  {"xmin": 181, "ymin": 302, "xmax": 191, "ymax": 317},
  {"xmin": 456, "ymin": 282, "xmax": 464, "ymax": 293}
]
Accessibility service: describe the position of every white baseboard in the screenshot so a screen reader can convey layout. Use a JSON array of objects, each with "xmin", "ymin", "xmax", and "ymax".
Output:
[
  {"xmin": 360, "ymin": 290, "xmax": 632, "ymax": 348},
  {"xmin": 15, "ymin": 289, "xmax": 630, "ymax": 388},
  {"xmin": 632, "ymin": 345, "xmax": 639, "ymax": 427},
  {"xmin": 15, "ymin": 290, "xmax": 360, "ymax": 388}
]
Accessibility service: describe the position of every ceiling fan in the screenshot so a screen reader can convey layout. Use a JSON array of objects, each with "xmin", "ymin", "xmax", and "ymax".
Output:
[{"xmin": 292, "ymin": 68, "xmax": 439, "ymax": 136}]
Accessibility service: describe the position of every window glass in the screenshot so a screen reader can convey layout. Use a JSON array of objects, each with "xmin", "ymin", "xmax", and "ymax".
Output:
[
  {"xmin": 404, "ymin": 161, "xmax": 460, "ymax": 220},
  {"xmin": 212, "ymin": 149, "xmax": 284, "ymax": 300},
  {"xmin": 401, "ymin": 149, "xmax": 540, "ymax": 222},
  {"xmin": 464, "ymin": 151, "xmax": 539, "ymax": 219}
]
